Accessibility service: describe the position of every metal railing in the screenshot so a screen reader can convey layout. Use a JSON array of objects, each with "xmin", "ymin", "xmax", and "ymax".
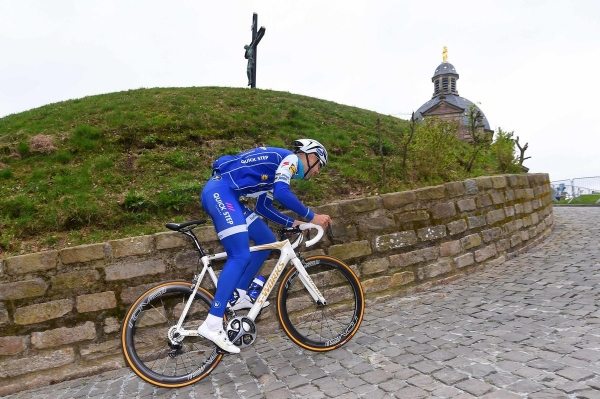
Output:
[{"xmin": 550, "ymin": 176, "xmax": 600, "ymax": 202}]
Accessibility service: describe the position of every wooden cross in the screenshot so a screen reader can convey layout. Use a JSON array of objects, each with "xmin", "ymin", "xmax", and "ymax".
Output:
[{"xmin": 244, "ymin": 13, "xmax": 266, "ymax": 88}]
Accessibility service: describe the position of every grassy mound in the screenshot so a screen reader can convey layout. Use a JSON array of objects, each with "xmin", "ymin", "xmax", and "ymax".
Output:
[{"xmin": 0, "ymin": 87, "xmax": 521, "ymax": 255}]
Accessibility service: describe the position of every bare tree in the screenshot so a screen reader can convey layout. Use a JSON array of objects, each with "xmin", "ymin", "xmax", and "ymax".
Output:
[
  {"xmin": 515, "ymin": 136, "xmax": 531, "ymax": 165},
  {"xmin": 464, "ymin": 105, "xmax": 488, "ymax": 172},
  {"xmin": 400, "ymin": 112, "xmax": 417, "ymax": 177}
]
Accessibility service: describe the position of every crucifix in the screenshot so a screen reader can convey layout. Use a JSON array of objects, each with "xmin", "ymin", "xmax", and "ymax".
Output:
[{"xmin": 244, "ymin": 13, "xmax": 266, "ymax": 88}]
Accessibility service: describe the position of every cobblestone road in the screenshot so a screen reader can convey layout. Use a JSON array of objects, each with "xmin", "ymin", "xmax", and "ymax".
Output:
[{"xmin": 4, "ymin": 207, "xmax": 600, "ymax": 399}]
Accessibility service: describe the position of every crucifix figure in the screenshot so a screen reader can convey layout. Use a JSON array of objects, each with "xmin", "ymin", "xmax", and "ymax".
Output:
[{"xmin": 245, "ymin": 13, "xmax": 266, "ymax": 88}]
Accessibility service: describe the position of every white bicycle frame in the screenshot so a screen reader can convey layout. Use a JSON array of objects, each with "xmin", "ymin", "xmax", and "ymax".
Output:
[{"xmin": 172, "ymin": 223, "xmax": 327, "ymax": 338}]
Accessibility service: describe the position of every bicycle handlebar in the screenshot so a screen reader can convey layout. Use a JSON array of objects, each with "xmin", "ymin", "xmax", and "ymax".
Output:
[
  {"xmin": 279, "ymin": 223, "xmax": 325, "ymax": 250},
  {"xmin": 299, "ymin": 223, "xmax": 324, "ymax": 248}
]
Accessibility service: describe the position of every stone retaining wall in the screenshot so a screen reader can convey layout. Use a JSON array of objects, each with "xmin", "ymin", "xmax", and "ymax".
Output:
[{"xmin": 0, "ymin": 173, "xmax": 553, "ymax": 395}]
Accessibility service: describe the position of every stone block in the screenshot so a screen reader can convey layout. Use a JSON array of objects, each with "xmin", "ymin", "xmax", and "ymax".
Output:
[
  {"xmin": 5, "ymin": 250, "xmax": 57, "ymax": 275},
  {"xmin": 417, "ymin": 225, "xmax": 447, "ymax": 241},
  {"xmin": 486, "ymin": 208, "xmax": 506, "ymax": 225},
  {"xmin": 474, "ymin": 245, "xmax": 497, "ymax": 263},
  {"xmin": 104, "ymin": 317, "xmax": 120, "ymax": 334},
  {"xmin": 395, "ymin": 210, "xmax": 430, "ymax": 223},
  {"xmin": 457, "ymin": 198, "xmax": 476, "ymax": 212},
  {"xmin": 195, "ymin": 225, "xmax": 218, "ymax": 242},
  {"xmin": 523, "ymin": 201, "xmax": 533, "ymax": 213},
  {"xmin": 361, "ymin": 258, "xmax": 390, "ymax": 275},
  {"xmin": 330, "ymin": 222, "xmax": 358, "ymax": 242},
  {"xmin": 0, "ymin": 278, "xmax": 48, "ymax": 300},
  {"xmin": 60, "ymin": 243, "xmax": 105, "ymax": 264},
  {"xmin": 454, "ymin": 253, "xmax": 474, "ymax": 268},
  {"xmin": 417, "ymin": 259, "xmax": 452, "ymax": 280},
  {"xmin": 531, "ymin": 212, "xmax": 539, "ymax": 225},
  {"xmin": 381, "ymin": 191, "xmax": 417, "ymax": 209},
  {"xmin": 104, "ymin": 259, "xmax": 166, "ymax": 281},
  {"xmin": 476, "ymin": 194, "xmax": 493, "ymax": 208},
  {"xmin": 374, "ymin": 231, "xmax": 417, "ymax": 252},
  {"xmin": 430, "ymin": 202, "xmax": 457, "ymax": 220},
  {"xmin": 340, "ymin": 197, "xmax": 381, "ymax": 214},
  {"xmin": 390, "ymin": 271, "xmax": 415, "ymax": 287},
  {"xmin": 0, "ymin": 303, "xmax": 8, "ymax": 325},
  {"xmin": 80, "ymin": 338, "xmax": 121, "ymax": 360},
  {"xmin": 461, "ymin": 234, "xmax": 482, "ymax": 250},
  {"xmin": 496, "ymin": 238, "xmax": 510, "ymax": 252},
  {"xmin": 489, "ymin": 190, "xmax": 505, "ymax": 205},
  {"xmin": 514, "ymin": 188, "xmax": 526, "ymax": 200},
  {"xmin": 505, "ymin": 189, "xmax": 515, "ymax": 201},
  {"xmin": 76, "ymin": 291, "xmax": 117, "ymax": 313},
  {"xmin": 328, "ymin": 240, "xmax": 372, "ymax": 260},
  {"xmin": 447, "ymin": 219, "xmax": 467, "ymax": 235},
  {"xmin": 174, "ymin": 250, "xmax": 200, "ymax": 270},
  {"xmin": 154, "ymin": 231, "xmax": 188, "ymax": 250},
  {"xmin": 415, "ymin": 185, "xmax": 446, "ymax": 200},
  {"xmin": 109, "ymin": 235, "xmax": 154, "ymax": 258},
  {"xmin": 444, "ymin": 182, "xmax": 465, "ymax": 197},
  {"xmin": 358, "ymin": 213, "xmax": 396, "ymax": 233},
  {"xmin": 464, "ymin": 179, "xmax": 478, "ymax": 195},
  {"xmin": 467, "ymin": 215, "xmax": 487, "ymax": 229},
  {"xmin": 440, "ymin": 240, "xmax": 461, "ymax": 257},
  {"xmin": 389, "ymin": 247, "xmax": 438, "ymax": 268},
  {"xmin": 313, "ymin": 202, "xmax": 342, "ymax": 217},
  {"xmin": 474, "ymin": 176, "xmax": 493, "ymax": 190},
  {"xmin": 14, "ymin": 299, "xmax": 73, "ymax": 325},
  {"xmin": 120, "ymin": 282, "xmax": 161, "ymax": 304},
  {"xmin": 481, "ymin": 227, "xmax": 502, "ymax": 243},
  {"xmin": 31, "ymin": 321, "xmax": 96, "ymax": 349},
  {"xmin": 50, "ymin": 270, "xmax": 100, "ymax": 292},
  {"xmin": 0, "ymin": 348, "xmax": 75, "ymax": 378},
  {"xmin": 361, "ymin": 275, "xmax": 391, "ymax": 294},
  {"xmin": 524, "ymin": 188, "xmax": 534, "ymax": 199},
  {"xmin": 0, "ymin": 336, "xmax": 27, "ymax": 356},
  {"xmin": 491, "ymin": 176, "xmax": 507, "ymax": 188},
  {"xmin": 504, "ymin": 205, "xmax": 515, "ymax": 217}
]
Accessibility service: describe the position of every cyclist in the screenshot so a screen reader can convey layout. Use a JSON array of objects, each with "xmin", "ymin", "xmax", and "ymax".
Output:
[{"xmin": 197, "ymin": 139, "xmax": 332, "ymax": 353}]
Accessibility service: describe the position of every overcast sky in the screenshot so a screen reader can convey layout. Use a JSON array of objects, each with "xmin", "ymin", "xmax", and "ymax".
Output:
[{"xmin": 1, "ymin": 1, "xmax": 598, "ymax": 182}]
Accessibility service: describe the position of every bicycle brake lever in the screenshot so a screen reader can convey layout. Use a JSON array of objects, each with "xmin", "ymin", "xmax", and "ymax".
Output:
[{"xmin": 326, "ymin": 225, "xmax": 334, "ymax": 241}]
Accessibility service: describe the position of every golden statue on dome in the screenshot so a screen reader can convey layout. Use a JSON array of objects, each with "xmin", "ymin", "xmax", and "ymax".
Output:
[{"xmin": 442, "ymin": 46, "xmax": 448, "ymax": 62}]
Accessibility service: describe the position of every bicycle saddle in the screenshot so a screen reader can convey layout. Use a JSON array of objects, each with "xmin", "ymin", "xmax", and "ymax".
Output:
[{"xmin": 165, "ymin": 220, "xmax": 207, "ymax": 232}]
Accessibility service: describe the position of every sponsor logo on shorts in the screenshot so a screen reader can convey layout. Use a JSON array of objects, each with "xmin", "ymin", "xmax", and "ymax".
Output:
[{"xmin": 213, "ymin": 193, "xmax": 234, "ymax": 225}]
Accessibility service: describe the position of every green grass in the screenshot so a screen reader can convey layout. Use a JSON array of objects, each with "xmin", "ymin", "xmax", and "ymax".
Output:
[
  {"xmin": 557, "ymin": 194, "xmax": 600, "ymax": 205},
  {"xmin": 0, "ymin": 87, "xmax": 523, "ymax": 255}
]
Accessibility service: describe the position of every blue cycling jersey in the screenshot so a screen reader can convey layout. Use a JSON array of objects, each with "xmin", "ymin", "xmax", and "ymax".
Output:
[{"xmin": 212, "ymin": 146, "xmax": 314, "ymax": 225}]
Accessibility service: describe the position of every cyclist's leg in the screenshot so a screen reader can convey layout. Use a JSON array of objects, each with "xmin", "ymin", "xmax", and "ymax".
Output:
[
  {"xmin": 236, "ymin": 208, "xmax": 275, "ymax": 291},
  {"xmin": 198, "ymin": 178, "xmax": 249, "ymax": 352}
]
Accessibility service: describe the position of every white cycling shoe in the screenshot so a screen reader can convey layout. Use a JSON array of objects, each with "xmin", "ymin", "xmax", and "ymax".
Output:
[
  {"xmin": 229, "ymin": 295, "xmax": 270, "ymax": 311},
  {"xmin": 197, "ymin": 323, "xmax": 240, "ymax": 354}
]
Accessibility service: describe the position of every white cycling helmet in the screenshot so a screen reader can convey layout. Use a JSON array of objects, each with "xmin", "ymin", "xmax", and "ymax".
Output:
[{"xmin": 293, "ymin": 139, "xmax": 328, "ymax": 167}]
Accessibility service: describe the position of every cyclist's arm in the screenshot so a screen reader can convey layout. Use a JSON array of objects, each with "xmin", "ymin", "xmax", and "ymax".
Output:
[
  {"xmin": 255, "ymin": 192, "xmax": 295, "ymax": 227},
  {"xmin": 272, "ymin": 155, "xmax": 315, "ymax": 222}
]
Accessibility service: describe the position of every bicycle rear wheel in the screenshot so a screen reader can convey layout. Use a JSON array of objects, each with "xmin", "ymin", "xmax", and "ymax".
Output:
[
  {"xmin": 121, "ymin": 281, "xmax": 223, "ymax": 388},
  {"xmin": 277, "ymin": 255, "xmax": 365, "ymax": 351}
]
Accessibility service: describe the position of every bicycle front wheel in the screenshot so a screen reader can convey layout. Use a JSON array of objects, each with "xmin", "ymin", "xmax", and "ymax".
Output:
[
  {"xmin": 277, "ymin": 255, "xmax": 365, "ymax": 351},
  {"xmin": 121, "ymin": 281, "xmax": 223, "ymax": 388}
]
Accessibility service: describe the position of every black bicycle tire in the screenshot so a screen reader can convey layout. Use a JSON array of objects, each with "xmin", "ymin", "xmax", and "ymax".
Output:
[
  {"xmin": 276, "ymin": 255, "xmax": 365, "ymax": 351},
  {"xmin": 121, "ymin": 281, "xmax": 223, "ymax": 387}
]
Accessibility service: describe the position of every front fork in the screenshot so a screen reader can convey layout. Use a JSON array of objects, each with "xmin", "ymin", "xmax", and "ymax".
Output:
[{"xmin": 290, "ymin": 257, "xmax": 327, "ymax": 305}]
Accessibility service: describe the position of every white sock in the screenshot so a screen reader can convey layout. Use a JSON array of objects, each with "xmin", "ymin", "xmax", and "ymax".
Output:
[
  {"xmin": 203, "ymin": 314, "xmax": 223, "ymax": 331},
  {"xmin": 237, "ymin": 289, "xmax": 247, "ymax": 299}
]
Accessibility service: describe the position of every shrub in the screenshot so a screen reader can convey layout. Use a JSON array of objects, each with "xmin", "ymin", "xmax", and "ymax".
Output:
[{"xmin": 29, "ymin": 134, "xmax": 56, "ymax": 154}]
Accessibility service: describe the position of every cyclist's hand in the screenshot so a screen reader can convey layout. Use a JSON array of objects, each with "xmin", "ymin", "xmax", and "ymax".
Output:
[
  {"xmin": 310, "ymin": 213, "xmax": 332, "ymax": 228},
  {"xmin": 292, "ymin": 220, "xmax": 303, "ymax": 227}
]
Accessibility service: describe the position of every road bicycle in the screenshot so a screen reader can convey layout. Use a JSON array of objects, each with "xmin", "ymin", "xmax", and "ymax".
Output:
[{"xmin": 121, "ymin": 220, "xmax": 365, "ymax": 388}]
